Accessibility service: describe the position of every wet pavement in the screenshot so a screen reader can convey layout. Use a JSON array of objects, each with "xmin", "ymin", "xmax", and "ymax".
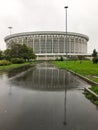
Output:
[{"xmin": 0, "ymin": 62, "xmax": 98, "ymax": 130}]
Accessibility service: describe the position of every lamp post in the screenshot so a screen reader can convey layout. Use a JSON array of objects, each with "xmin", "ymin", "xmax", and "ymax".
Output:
[
  {"xmin": 63, "ymin": 7, "xmax": 68, "ymax": 126},
  {"xmin": 8, "ymin": 26, "xmax": 13, "ymax": 35},
  {"xmin": 64, "ymin": 6, "xmax": 68, "ymax": 60}
]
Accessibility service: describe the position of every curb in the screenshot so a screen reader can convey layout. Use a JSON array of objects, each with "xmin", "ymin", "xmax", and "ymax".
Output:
[
  {"xmin": 66, "ymin": 69, "xmax": 98, "ymax": 86},
  {"xmin": 66, "ymin": 68, "xmax": 98, "ymax": 99},
  {"xmin": 84, "ymin": 88, "xmax": 98, "ymax": 99}
]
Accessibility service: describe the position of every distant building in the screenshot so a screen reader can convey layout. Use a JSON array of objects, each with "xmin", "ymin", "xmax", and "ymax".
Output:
[{"xmin": 4, "ymin": 31, "xmax": 89, "ymax": 60}]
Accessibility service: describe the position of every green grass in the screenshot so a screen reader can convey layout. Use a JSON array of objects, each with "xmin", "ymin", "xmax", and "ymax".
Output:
[
  {"xmin": 84, "ymin": 89, "xmax": 98, "ymax": 105},
  {"xmin": 90, "ymin": 86, "xmax": 98, "ymax": 95},
  {"xmin": 53, "ymin": 60, "xmax": 98, "ymax": 83},
  {"xmin": 94, "ymin": 100, "xmax": 98, "ymax": 105},
  {"xmin": 0, "ymin": 62, "xmax": 36, "ymax": 71}
]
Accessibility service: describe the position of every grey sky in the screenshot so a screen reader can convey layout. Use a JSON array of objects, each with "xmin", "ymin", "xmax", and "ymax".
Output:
[{"xmin": 0, "ymin": 0, "xmax": 98, "ymax": 53}]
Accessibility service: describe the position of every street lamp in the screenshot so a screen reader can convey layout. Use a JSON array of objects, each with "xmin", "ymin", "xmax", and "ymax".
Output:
[
  {"xmin": 64, "ymin": 6, "xmax": 68, "ymax": 60},
  {"xmin": 8, "ymin": 26, "xmax": 13, "ymax": 35},
  {"xmin": 63, "ymin": 6, "xmax": 68, "ymax": 126}
]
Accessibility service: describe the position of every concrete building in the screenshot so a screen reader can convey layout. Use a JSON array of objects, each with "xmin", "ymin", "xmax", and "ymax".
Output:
[{"xmin": 4, "ymin": 31, "xmax": 89, "ymax": 60}]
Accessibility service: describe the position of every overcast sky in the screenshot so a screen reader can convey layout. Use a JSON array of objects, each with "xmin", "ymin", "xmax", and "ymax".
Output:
[{"xmin": 0, "ymin": 0, "xmax": 98, "ymax": 53}]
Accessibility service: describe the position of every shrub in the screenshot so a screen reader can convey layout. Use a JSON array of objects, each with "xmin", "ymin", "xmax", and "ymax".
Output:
[
  {"xmin": 55, "ymin": 58, "xmax": 59, "ymax": 61},
  {"xmin": 90, "ymin": 86, "xmax": 98, "ymax": 94},
  {"xmin": 55, "ymin": 56, "xmax": 64, "ymax": 61},
  {"xmin": 92, "ymin": 57, "xmax": 98, "ymax": 64},
  {"xmin": 60, "ymin": 56, "xmax": 64, "ymax": 61},
  {"xmin": 94, "ymin": 100, "xmax": 98, "ymax": 105},
  {"xmin": 86, "ymin": 94, "xmax": 93, "ymax": 100},
  {"xmin": 0, "ymin": 60, "xmax": 11, "ymax": 66},
  {"xmin": 11, "ymin": 58, "xmax": 25, "ymax": 64}
]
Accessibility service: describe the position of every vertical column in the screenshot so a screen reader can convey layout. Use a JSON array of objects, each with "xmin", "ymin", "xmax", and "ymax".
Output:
[
  {"xmin": 65, "ymin": 36, "xmax": 67, "ymax": 53},
  {"xmin": 52, "ymin": 36, "xmax": 53, "ymax": 54},
  {"xmin": 83, "ymin": 41, "xmax": 84, "ymax": 53},
  {"xmin": 75, "ymin": 38, "xmax": 77, "ymax": 53},
  {"xmin": 52, "ymin": 36, "xmax": 54, "ymax": 59},
  {"xmin": 77, "ymin": 38, "xmax": 79, "ymax": 54},
  {"xmin": 84, "ymin": 42, "xmax": 85, "ymax": 54},
  {"xmin": 33, "ymin": 37, "xmax": 34, "ymax": 52},
  {"xmin": 39, "ymin": 37, "xmax": 41, "ymax": 54},
  {"xmin": 45, "ymin": 36, "xmax": 47, "ymax": 53},
  {"xmin": 80, "ymin": 39, "xmax": 81, "ymax": 53},
  {"xmin": 83, "ymin": 42, "xmax": 84, "ymax": 53},
  {"xmin": 78, "ymin": 39, "xmax": 80, "ymax": 54},
  {"xmin": 79, "ymin": 40, "xmax": 81, "ymax": 54},
  {"xmin": 68, "ymin": 36, "xmax": 69, "ymax": 53},
  {"xmin": 65, "ymin": 36, "xmax": 67, "ymax": 54},
  {"xmin": 69, "ymin": 36, "xmax": 71, "ymax": 53},
  {"xmin": 83, "ymin": 40, "xmax": 85, "ymax": 54},
  {"xmin": 85, "ymin": 40, "xmax": 87, "ymax": 53},
  {"xmin": 85, "ymin": 41, "xmax": 87, "ymax": 53},
  {"xmin": 80, "ymin": 39, "xmax": 82, "ymax": 54},
  {"xmin": 67, "ymin": 36, "xmax": 69, "ymax": 54},
  {"xmin": 66, "ymin": 36, "xmax": 69, "ymax": 54},
  {"xmin": 45, "ymin": 35, "xmax": 47, "ymax": 60},
  {"xmin": 72, "ymin": 40, "xmax": 74, "ymax": 53},
  {"xmin": 77, "ymin": 38, "xmax": 78, "ymax": 54},
  {"xmin": 73, "ymin": 37, "xmax": 75, "ymax": 54},
  {"xmin": 81, "ymin": 39, "xmax": 83, "ymax": 54},
  {"xmin": 64, "ymin": 36, "xmax": 65, "ymax": 54},
  {"xmin": 58, "ymin": 36, "xmax": 59, "ymax": 54}
]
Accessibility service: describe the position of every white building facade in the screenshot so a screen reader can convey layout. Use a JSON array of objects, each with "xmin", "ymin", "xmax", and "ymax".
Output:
[{"xmin": 4, "ymin": 31, "xmax": 89, "ymax": 60}]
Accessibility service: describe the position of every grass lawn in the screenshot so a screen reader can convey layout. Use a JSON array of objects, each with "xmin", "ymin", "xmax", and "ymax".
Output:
[
  {"xmin": 0, "ymin": 62, "xmax": 36, "ymax": 71},
  {"xmin": 84, "ymin": 89, "xmax": 98, "ymax": 105},
  {"xmin": 90, "ymin": 86, "xmax": 98, "ymax": 95},
  {"xmin": 53, "ymin": 60, "xmax": 98, "ymax": 83}
]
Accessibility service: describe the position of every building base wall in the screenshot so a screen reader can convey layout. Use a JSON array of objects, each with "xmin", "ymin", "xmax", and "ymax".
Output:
[{"xmin": 36, "ymin": 53, "xmax": 89, "ymax": 60}]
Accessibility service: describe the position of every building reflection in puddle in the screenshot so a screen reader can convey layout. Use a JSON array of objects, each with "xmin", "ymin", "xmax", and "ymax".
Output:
[
  {"xmin": 8, "ymin": 63, "xmax": 83, "ymax": 126},
  {"xmin": 8, "ymin": 63, "xmax": 80, "ymax": 91},
  {"xmin": 0, "ymin": 63, "xmax": 98, "ymax": 130}
]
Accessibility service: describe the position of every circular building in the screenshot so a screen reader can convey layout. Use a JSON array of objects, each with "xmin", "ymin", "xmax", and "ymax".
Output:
[{"xmin": 4, "ymin": 31, "xmax": 89, "ymax": 60}]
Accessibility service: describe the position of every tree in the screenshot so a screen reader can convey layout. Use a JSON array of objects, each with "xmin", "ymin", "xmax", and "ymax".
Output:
[
  {"xmin": 10, "ymin": 44, "xmax": 23, "ymax": 58},
  {"xmin": 0, "ymin": 50, "xmax": 3, "ymax": 60},
  {"xmin": 3, "ymin": 49, "xmax": 11, "ymax": 60},
  {"xmin": 21, "ymin": 44, "xmax": 28, "ymax": 61},
  {"xmin": 26, "ymin": 46, "xmax": 36, "ymax": 61},
  {"xmin": 4, "ymin": 44, "xmax": 36, "ymax": 61},
  {"xmin": 18, "ymin": 44, "xmax": 36, "ymax": 61}
]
